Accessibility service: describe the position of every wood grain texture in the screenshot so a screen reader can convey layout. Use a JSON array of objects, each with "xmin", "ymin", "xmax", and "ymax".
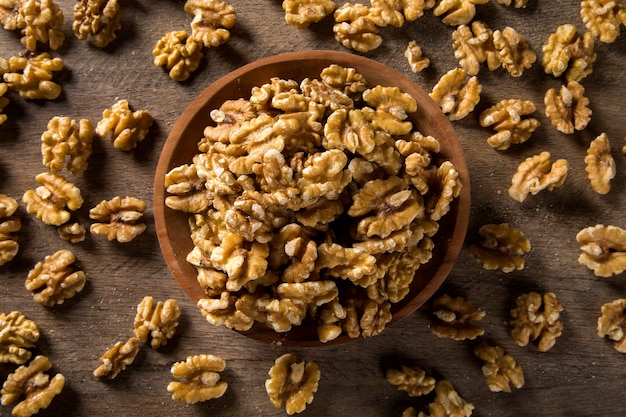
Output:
[{"xmin": 1, "ymin": 1, "xmax": 625, "ymax": 416}]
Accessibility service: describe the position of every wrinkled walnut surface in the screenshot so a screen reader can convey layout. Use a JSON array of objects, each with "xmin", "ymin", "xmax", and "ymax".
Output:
[
  {"xmin": 597, "ymin": 298, "xmax": 626, "ymax": 353},
  {"xmin": 0, "ymin": 311, "xmax": 39, "ymax": 365},
  {"xmin": 577, "ymin": 224, "xmax": 626, "ymax": 277},
  {"xmin": 386, "ymin": 365, "xmax": 435, "ymax": 397},
  {"xmin": 167, "ymin": 354, "xmax": 228, "ymax": 403},
  {"xmin": 508, "ymin": 152, "xmax": 569, "ymax": 202},
  {"xmin": 265, "ymin": 353, "xmax": 320, "ymax": 415},
  {"xmin": 510, "ymin": 291, "xmax": 563, "ymax": 352},
  {"xmin": 469, "ymin": 223, "xmax": 531, "ymax": 272},
  {"xmin": 429, "ymin": 294, "xmax": 485, "ymax": 340},
  {"xmin": 89, "ymin": 196, "xmax": 147, "ymax": 242},
  {"xmin": 474, "ymin": 342, "xmax": 524, "ymax": 392},
  {"xmin": 25, "ymin": 249, "xmax": 86, "ymax": 306},
  {"xmin": 0, "ymin": 194, "xmax": 21, "ymax": 266}
]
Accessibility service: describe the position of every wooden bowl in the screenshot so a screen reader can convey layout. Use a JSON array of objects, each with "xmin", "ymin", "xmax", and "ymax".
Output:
[{"xmin": 154, "ymin": 50, "xmax": 471, "ymax": 347}]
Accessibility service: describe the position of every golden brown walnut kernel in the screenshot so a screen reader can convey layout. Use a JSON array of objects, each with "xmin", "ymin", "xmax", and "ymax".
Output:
[
  {"xmin": 0, "ymin": 311, "xmax": 39, "ymax": 365},
  {"xmin": 469, "ymin": 223, "xmax": 531, "ymax": 272},
  {"xmin": 96, "ymin": 99, "xmax": 153, "ymax": 151},
  {"xmin": 473, "ymin": 342, "xmax": 524, "ymax": 392},
  {"xmin": 93, "ymin": 337, "xmax": 140, "ymax": 379},
  {"xmin": 541, "ymin": 24, "xmax": 596, "ymax": 82},
  {"xmin": 1, "ymin": 355, "xmax": 65, "ymax": 417},
  {"xmin": 165, "ymin": 164, "xmax": 213, "ymax": 213},
  {"xmin": 282, "ymin": 0, "xmax": 335, "ymax": 29},
  {"xmin": 73, "ymin": 0, "xmax": 122, "ymax": 48},
  {"xmin": 265, "ymin": 353, "xmax": 320, "ymax": 415},
  {"xmin": 197, "ymin": 293, "xmax": 255, "ymax": 331},
  {"xmin": 333, "ymin": 3, "xmax": 382, "ymax": 52},
  {"xmin": 597, "ymin": 298, "xmax": 626, "ymax": 353},
  {"xmin": 510, "ymin": 291, "xmax": 563, "ymax": 352},
  {"xmin": 167, "ymin": 354, "xmax": 228, "ymax": 403},
  {"xmin": 25, "ymin": 249, "xmax": 86, "ymax": 306},
  {"xmin": 429, "ymin": 294, "xmax": 485, "ymax": 340},
  {"xmin": 585, "ymin": 133, "xmax": 616, "ymax": 195},
  {"xmin": 89, "ymin": 196, "xmax": 147, "ymax": 242},
  {"xmin": 0, "ymin": 194, "xmax": 21, "ymax": 266},
  {"xmin": 133, "ymin": 296, "xmax": 181, "ymax": 349},
  {"xmin": 22, "ymin": 172, "xmax": 83, "ymax": 226},
  {"xmin": 495, "ymin": 0, "xmax": 528, "ymax": 7},
  {"xmin": 405, "ymin": 40, "xmax": 430, "ymax": 73},
  {"xmin": 426, "ymin": 161, "xmax": 462, "ymax": 221},
  {"xmin": 18, "ymin": 0, "xmax": 65, "ymax": 51},
  {"xmin": 0, "ymin": 82, "xmax": 8, "ymax": 125},
  {"xmin": 429, "ymin": 67, "xmax": 481, "ymax": 121},
  {"xmin": 452, "ymin": 21, "xmax": 500, "ymax": 76},
  {"xmin": 420, "ymin": 380, "xmax": 474, "ymax": 417},
  {"xmin": 0, "ymin": 0, "xmax": 23, "ymax": 30},
  {"xmin": 41, "ymin": 116, "xmax": 94, "ymax": 175},
  {"xmin": 184, "ymin": 0, "xmax": 236, "ymax": 48},
  {"xmin": 152, "ymin": 30, "xmax": 203, "ymax": 81},
  {"xmin": 433, "ymin": 0, "xmax": 488, "ymax": 26},
  {"xmin": 492, "ymin": 26, "xmax": 536, "ymax": 77},
  {"xmin": 576, "ymin": 224, "xmax": 626, "ymax": 277},
  {"xmin": 3, "ymin": 53, "xmax": 63, "ymax": 100},
  {"xmin": 479, "ymin": 99, "xmax": 539, "ymax": 150},
  {"xmin": 581, "ymin": 0, "xmax": 626, "ymax": 44},
  {"xmin": 544, "ymin": 80, "xmax": 591, "ymax": 134},
  {"xmin": 508, "ymin": 152, "xmax": 569, "ymax": 202},
  {"xmin": 386, "ymin": 365, "xmax": 435, "ymax": 397},
  {"xmin": 57, "ymin": 221, "xmax": 86, "ymax": 243}
]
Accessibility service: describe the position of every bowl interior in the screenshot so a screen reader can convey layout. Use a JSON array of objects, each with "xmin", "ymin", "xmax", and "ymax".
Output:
[{"xmin": 154, "ymin": 50, "xmax": 471, "ymax": 347}]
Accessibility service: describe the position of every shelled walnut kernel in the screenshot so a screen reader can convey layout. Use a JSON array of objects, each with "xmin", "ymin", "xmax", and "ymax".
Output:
[
  {"xmin": 478, "ymin": 99, "xmax": 539, "ymax": 150},
  {"xmin": 544, "ymin": 80, "xmax": 591, "ymax": 134},
  {"xmin": 41, "ymin": 116, "xmax": 94, "ymax": 175},
  {"xmin": 429, "ymin": 67, "xmax": 481, "ymax": 121},
  {"xmin": 430, "ymin": 294, "xmax": 485, "ymax": 340},
  {"xmin": 452, "ymin": 21, "xmax": 500, "ymax": 76},
  {"xmin": 433, "ymin": 0, "xmax": 488, "ymax": 26},
  {"xmin": 0, "ymin": 311, "xmax": 40, "ymax": 365},
  {"xmin": 184, "ymin": 0, "xmax": 237, "ymax": 48},
  {"xmin": 89, "ymin": 196, "xmax": 147, "ymax": 242},
  {"xmin": 469, "ymin": 223, "xmax": 531, "ymax": 272},
  {"xmin": 333, "ymin": 3, "xmax": 382, "ymax": 52},
  {"xmin": 0, "ymin": 82, "xmax": 8, "ymax": 125},
  {"xmin": 493, "ymin": 27, "xmax": 536, "ymax": 77},
  {"xmin": 73, "ymin": 0, "xmax": 122, "ymax": 48},
  {"xmin": 597, "ymin": 298, "xmax": 626, "ymax": 353},
  {"xmin": 542, "ymin": 24, "xmax": 596, "ymax": 82},
  {"xmin": 421, "ymin": 379, "xmax": 474, "ymax": 417},
  {"xmin": 0, "ymin": 0, "xmax": 23, "ymax": 30},
  {"xmin": 133, "ymin": 296, "xmax": 181, "ymax": 349},
  {"xmin": 585, "ymin": 133, "xmax": 616, "ymax": 195},
  {"xmin": 96, "ymin": 99, "xmax": 153, "ymax": 151},
  {"xmin": 510, "ymin": 291, "xmax": 563, "ymax": 352},
  {"xmin": 473, "ymin": 342, "xmax": 524, "ymax": 392},
  {"xmin": 18, "ymin": 0, "xmax": 65, "ymax": 51},
  {"xmin": 167, "ymin": 354, "xmax": 228, "ymax": 403},
  {"xmin": 282, "ymin": 0, "xmax": 336, "ymax": 29},
  {"xmin": 0, "ymin": 194, "xmax": 21, "ymax": 266},
  {"xmin": 2, "ymin": 53, "xmax": 64, "ymax": 100},
  {"xmin": 386, "ymin": 365, "xmax": 435, "ymax": 397},
  {"xmin": 22, "ymin": 172, "xmax": 83, "ymax": 226},
  {"xmin": 152, "ymin": 30, "xmax": 203, "ymax": 82},
  {"xmin": 25, "ymin": 249, "xmax": 86, "ymax": 306},
  {"xmin": 508, "ymin": 152, "xmax": 569, "ymax": 202},
  {"xmin": 576, "ymin": 224, "xmax": 626, "ymax": 277},
  {"xmin": 265, "ymin": 353, "xmax": 320, "ymax": 415},
  {"xmin": 405, "ymin": 40, "xmax": 430, "ymax": 73},
  {"xmin": 93, "ymin": 336, "xmax": 140, "ymax": 379},
  {"xmin": 57, "ymin": 221, "xmax": 86, "ymax": 243},
  {"xmin": 580, "ymin": 0, "xmax": 626, "ymax": 44}
]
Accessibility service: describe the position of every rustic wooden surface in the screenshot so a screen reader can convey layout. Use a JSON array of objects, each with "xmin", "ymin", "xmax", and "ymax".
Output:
[{"xmin": 1, "ymin": 1, "xmax": 625, "ymax": 416}]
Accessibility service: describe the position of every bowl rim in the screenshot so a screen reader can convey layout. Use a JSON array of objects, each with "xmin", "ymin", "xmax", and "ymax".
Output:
[{"xmin": 154, "ymin": 49, "xmax": 471, "ymax": 347}]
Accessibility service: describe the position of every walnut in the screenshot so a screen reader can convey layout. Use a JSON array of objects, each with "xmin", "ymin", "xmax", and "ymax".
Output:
[
  {"xmin": 492, "ymin": 27, "xmax": 536, "ymax": 77},
  {"xmin": 544, "ymin": 80, "xmax": 591, "ymax": 134},
  {"xmin": 426, "ymin": 161, "xmax": 462, "ymax": 221},
  {"xmin": 152, "ymin": 30, "xmax": 203, "ymax": 81},
  {"xmin": 41, "ymin": 116, "xmax": 94, "ymax": 175},
  {"xmin": 89, "ymin": 196, "xmax": 147, "ymax": 243},
  {"xmin": 581, "ymin": 0, "xmax": 626, "ymax": 44},
  {"xmin": 469, "ymin": 223, "xmax": 531, "ymax": 272},
  {"xmin": 96, "ymin": 99, "xmax": 153, "ymax": 151},
  {"xmin": 508, "ymin": 152, "xmax": 569, "ymax": 202},
  {"xmin": 541, "ymin": 24, "xmax": 596, "ymax": 82},
  {"xmin": 405, "ymin": 40, "xmax": 430, "ymax": 73},
  {"xmin": 452, "ymin": 21, "xmax": 500, "ymax": 76},
  {"xmin": 1, "ymin": 355, "xmax": 65, "ymax": 417},
  {"xmin": 369, "ymin": 0, "xmax": 407, "ymax": 27},
  {"xmin": 0, "ymin": 82, "xmax": 8, "ymax": 125},
  {"xmin": 576, "ymin": 224, "xmax": 626, "ymax": 277},
  {"xmin": 73, "ymin": 0, "xmax": 122, "ymax": 48},
  {"xmin": 420, "ymin": 380, "xmax": 474, "ymax": 417},
  {"xmin": 597, "ymin": 298, "xmax": 626, "ymax": 353},
  {"xmin": 473, "ymin": 342, "xmax": 524, "ymax": 392},
  {"xmin": 386, "ymin": 365, "xmax": 435, "ymax": 397},
  {"xmin": 25, "ymin": 249, "xmax": 86, "ymax": 306},
  {"xmin": 265, "ymin": 353, "xmax": 320, "ymax": 415},
  {"xmin": 510, "ymin": 291, "xmax": 563, "ymax": 352},
  {"xmin": 343, "ymin": 293, "xmax": 392, "ymax": 337},
  {"xmin": 479, "ymin": 99, "xmax": 539, "ymax": 150},
  {"xmin": 184, "ymin": 0, "xmax": 236, "ymax": 48},
  {"xmin": 433, "ymin": 0, "xmax": 488, "ymax": 26},
  {"xmin": 333, "ymin": 3, "xmax": 382, "ymax": 53},
  {"xmin": 429, "ymin": 294, "xmax": 485, "ymax": 340},
  {"xmin": 257, "ymin": 296, "xmax": 308, "ymax": 333},
  {"xmin": 0, "ymin": 194, "xmax": 21, "ymax": 266},
  {"xmin": 585, "ymin": 132, "xmax": 616, "ymax": 195},
  {"xmin": 282, "ymin": 0, "xmax": 335, "ymax": 29},
  {"xmin": 164, "ymin": 164, "xmax": 213, "ymax": 213},
  {"xmin": 22, "ymin": 172, "xmax": 83, "ymax": 226},
  {"xmin": 93, "ymin": 336, "xmax": 140, "ymax": 379},
  {"xmin": 495, "ymin": 0, "xmax": 528, "ymax": 7},
  {"xmin": 0, "ymin": 0, "xmax": 23, "ymax": 30},
  {"xmin": 0, "ymin": 311, "xmax": 39, "ymax": 365},
  {"xmin": 429, "ymin": 67, "xmax": 481, "ymax": 121},
  {"xmin": 277, "ymin": 281, "xmax": 338, "ymax": 307},
  {"xmin": 197, "ymin": 293, "xmax": 255, "ymax": 331},
  {"xmin": 167, "ymin": 354, "xmax": 228, "ymax": 403},
  {"xmin": 2, "ymin": 53, "xmax": 63, "ymax": 100},
  {"xmin": 132, "ymin": 296, "xmax": 181, "ymax": 349},
  {"xmin": 18, "ymin": 0, "xmax": 65, "ymax": 51}
]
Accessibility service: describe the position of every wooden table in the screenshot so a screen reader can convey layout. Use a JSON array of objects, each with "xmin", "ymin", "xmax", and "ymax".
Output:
[{"xmin": 1, "ymin": 1, "xmax": 625, "ymax": 416}]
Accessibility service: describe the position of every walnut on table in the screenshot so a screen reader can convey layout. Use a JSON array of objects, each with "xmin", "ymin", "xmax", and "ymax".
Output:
[
  {"xmin": 508, "ymin": 152, "xmax": 569, "ymax": 202},
  {"xmin": 167, "ymin": 354, "xmax": 228, "ymax": 403},
  {"xmin": 0, "ymin": 194, "xmax": 21, "ymax": 266},
  {"xmin": 429, "ymin": 294, "xmax": 485, "ymax": 340},
  {"xmin": 73, "ymin": 0, "xmax": 122, "ymax": 48},
  {"xmin": 544, "ymin": 80, "xmax": 591, "ymax": 134},
  {"xmin": 0, "ymin": 311, "xmax": 39, "ymax": 365},
  {"xmin": 585, "ymin": 132, "xmax": 616, "ymax": 195},
  {"xmin": 469, "ymin": 223, "xmax": 531, "ymax": 272},
  {"xmin": 597, "ymin": 298, "xmax": 626, "ymax": 353},
  {"xmin": 0, "ymin": 0, "xmax": 23, "ymax": 30},
  {"xmin": 282, "ymin": 0, "xmax": 336, "ymax": 29},
  {"xmin": 133, "ymin": 296, "xmax": 181, "ymax": 350},
  {"xmin": 473, "ymin": 342, "xmax": 524, "ymax": 392},
  {"xmin": 510, "ymin": 291, "xmax": 563, "ymax": 352},
  {"xmin": 429, "ymin": 67, "xmax": 481, "ymax": 121},
  {"xmin": 542, "ymin": 24, "xmax": 596, "ymax": 82},
  {"xmin": 2, "ymin": 53, "xmax": 64, "ymax": 100},
  {"xmin": 93, "ymin": 336, "xmax": 140, "ymax": 379},
  {"xmin": 478, "ymin": 99, "xmax": 539, "ymax": 150},
  {"xmin": 22, "ymin": 172, "xmax": 83, "ymax": 226},
  {"xmin": 184, "ymin": 0, "xmax": 236, "ymax": 48},
  {"xmin": 96, "ymin": 99, "xmax": 153, "ymax": 151},
  {"xmin": 386, "ymin": 365, "xmax": 435, "ymax": 397},
  {"xmin": 41, "ymin": 116, "xmax": 94, "ymax": 175},
  {"xmin": 405, "ymin": 40, "xmax": 430, "ymax": 73},
  {"xmin": 333, "ymin": 3, "xmax": 383, "ymax": 52},
  {"xmin": 580, "ymin": 0, "xmax": 626, "ymax": 44},
  {"xmin": 25, "ymin": 249, "xmax": 86, "ymax": 306},
  {"xmin": 265, "ymin": 353, "xmax": 320, "ymax": 415},
  {"xmin": 18, "ymin": 0, "xmax": 65, "ymax": 51},
  {"xmin": 1, "ymin": 355, "xmax": 65, "ymax": 417},
  {"xmin": 492, "ymin": 26, "xmax": 536, "ymax": 77},
  {"xmin": 433, "ymin": 0, "xmax": 488, "ymax": 26},
  {"xmin": 452, "ymin": 21, "xmax": 500, "ymax": 76},
  {"xmin": 152, "ymin": 30, "xmax": 204, "ymax": 82},
  {"xmin": 57, "ymin": 221, "xmax": 86, "ymax": 243},
  {"xmin": 576, "ymin": 224, "xmax": 626, "ymax": 277},
  {"xmin": 419, "ymin": 379, "xmax": 474, "ymax": 417},
  {"xmin": 89, "ymin": 196, "xmax": 147, "ymax": 243}
]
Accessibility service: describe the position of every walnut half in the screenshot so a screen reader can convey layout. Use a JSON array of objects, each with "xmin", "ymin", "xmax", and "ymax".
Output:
[
  {"xmin": 510, "ymin": 291, "xmax": 563, "ymax": 352},
  {"xmin": 429, "ymin": 294, "xmax": 486, "ymax": 340},
  {"xmin": 576, "ymin": 224, "xmax": 626, "ymax": 277},
  {"xmin": 469, "ymin": 223, "xmax": 531, "ymax": 272},
  {"xmin": 597, "ymin": 298, "xmax": 626, "ymax": 353},
  {"xmin": 0, "ymin": 194, "xmax": 21, "ymax": 266},
  {"xmin": 133, "ymin": 296, "xmax": 181, "ymax": 349},
  {"xmin": 265, "ymin": 353, "xmax": 320, "ymax": 415},
  {"xmin": 89, "ymin": 196, "xmax": 147, "ymax": 242},
  {"xmin": 474, "ymin": 342, "xmax": 524, "ymax": 392},
  {"xmin": 0, "ymin": 311, "xmax": 40, "ymax": 365},
  {"xmin": 167, "ymin": 354, "xmax": 228, "ymax": 403},
  {"xmin": 386, "ymin": 365, "xmax": 435, "ymax": 397},
  {"xmin": 25, "ymin": 249, "xmax": 87, "ymax": 306}
]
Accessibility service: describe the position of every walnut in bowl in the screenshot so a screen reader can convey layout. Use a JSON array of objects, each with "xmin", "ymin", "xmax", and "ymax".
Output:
[{"xmin": 154, "ymin": 50, "xmax": 470, "ymax": 346}]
